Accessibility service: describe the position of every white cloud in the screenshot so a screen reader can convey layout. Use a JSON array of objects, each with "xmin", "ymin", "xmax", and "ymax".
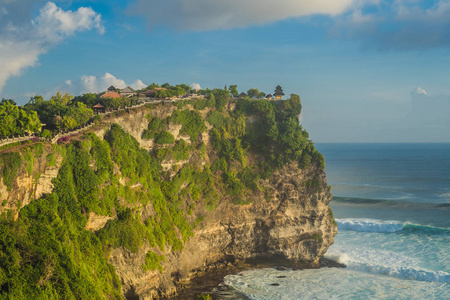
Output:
[
  {"xmin": 19, "ymin": 73, "xmax": 147, "ymax": 100},
  {"xmin": 79, "ymin": 73, "xmax": 126, "ymax": 94},
  {"xmin": 0, "ymin": 2, "xmax": 104, "ymax": 95},
  {"xmin": 127, "ymin": 0, "xmax": 357, "ymax": 31},
  {"xmin": 33, "ymin": 2, "xmax": 105, "ymax": 43},
  {"xmin": 131, "ymin": 79, "xmax": 147, "ymax": 90},
  {"xmin": 414, "ymin": 87, "xmax": 428, "ymax": 96},
  {"xmin": 102, "ymin": 73, "xmax": 127, "ymax": 90},
  {"xmin": 192, "ymin": 83, "xmax": 201, "ymax": 91},
  {"xmin": 50, "ymin": 73, "xmax": 147, "ymax": 95},
  {"xmin": 333, "ymin": 0, "xmax": 450, "ymax": 49}
]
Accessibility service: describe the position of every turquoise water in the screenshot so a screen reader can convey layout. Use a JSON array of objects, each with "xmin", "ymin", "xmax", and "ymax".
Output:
[{"xmin": 223, "ymin": 143, "xmax": 450, "ymax": 299}]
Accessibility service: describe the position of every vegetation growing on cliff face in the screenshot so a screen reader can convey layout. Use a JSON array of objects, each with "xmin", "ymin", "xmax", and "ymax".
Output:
[
  {"xmin": 0, "ymin": 94, "xmax": 327, "ymax": 298},
  {"xmin": 0, "ymin": 152, "xmax": 22, "ymax": 190}
]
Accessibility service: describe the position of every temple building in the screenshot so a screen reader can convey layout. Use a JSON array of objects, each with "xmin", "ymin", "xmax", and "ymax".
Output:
[
  {"xmin": 238, "ymin": 92, "xmax": 247, "ymax": 98},
  {"xmin": 107, "ymin": 85, "xmax": 118, "ymax": 92},
  {"xmin": 92, "ymin": 103, "xmax": 106, "ymax": 114},
  {"xmin": 120, "ymin": 86, "xmax": 135, "ymax": 97},
  {"xmin": 274, "ymin": 85, "xmax": 285, "ymax": 100},
  {"xmin": 100, "ymin": 91, "xmax": 121, "ymax": 99}
]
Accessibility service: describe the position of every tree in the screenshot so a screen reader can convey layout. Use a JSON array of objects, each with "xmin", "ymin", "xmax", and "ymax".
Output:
[
  {"xmin": 280, "ymin": 94, "xmax": 302, "ymax": 118},
  {"xmin": 207, "ymin": 93, "xmax": 216, "ymax": 108},
  {"xmin": 73, "ymin": 93, "xmax": 98, "ymax": 107},
  {"xmin": 247, "ymin": 88, "xmax": 260, "ymax": 99},
  {"xmin": 26, "ymin": 95, "xmax": 44, "ymax": 107},
  {"xmin": 211, "ymin": 89, "xmax": 229, "ymax": 111},
  {"xmin": 51, "ymin": 92, "xmax": 73, "ymax": 106},
  {"xmin": 0, "ymin": 101, "xmax": 41, "ymax": 137},
  {"xmin": 229, "ymin": 85, "xmax": 238, "ymax": 97},
  {"xmin": 61, "ymin": 116, "xmax": 77, "ymax": 131},
  {"xmin": 147, "ymin": 83, "xmax": 160, "ymax": 90},
  {"xmin": 0, "ymin": 99, "xmax": 17, "ymax": 106},
  {"xmin": 154, "ymin": 90, "xmax": 168, "ymax": 99},
  {"xmin": 67, "ymin": 102, "xmax": 94, "ymax": 125},
  {"xmin": 177, "ymin": 84, "xmax": 191, "ymax": 94}
]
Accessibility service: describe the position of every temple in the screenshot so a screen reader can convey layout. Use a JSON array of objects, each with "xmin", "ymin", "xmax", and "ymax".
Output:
[{"xmin": 274, "ymin": 85, "xmax": 285, "ymax": 100}]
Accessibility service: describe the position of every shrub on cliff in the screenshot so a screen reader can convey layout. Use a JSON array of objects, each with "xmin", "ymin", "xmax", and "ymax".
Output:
[
  {"xmin": 169, "ymin": 109, "xmax": 206, "ymax": 142},
  {"xmin": 154, "ymin": 131, "xmax": 175, "ymax": 144},
  {"xmin": 235, "ymin": 94, "xmax": 324, "ymax": 171},
  {"xmin": 0, "ymin": 152, "xmax": 22, "ymax": 190}
]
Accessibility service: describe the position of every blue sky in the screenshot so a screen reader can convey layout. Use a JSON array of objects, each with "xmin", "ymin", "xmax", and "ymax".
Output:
[{"xmin": 1, "ymin": 0, "xmax": 450, "ymax": 142}]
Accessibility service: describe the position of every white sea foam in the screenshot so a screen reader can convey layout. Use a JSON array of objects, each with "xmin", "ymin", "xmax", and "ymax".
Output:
[
  {"xmin": 325, "ymin": 247, "xmax": 450, "ymax": 283},
  {"xmin": 224, "ymin": 267, "xmax": 450, "ymax": 300},
  {"xmin": 336, "ymin": 218, "xmax": 405, "ymax": 233},
  {"xmin": 438, "ymin": 192, "xmax": 450, "ymax": 199}
]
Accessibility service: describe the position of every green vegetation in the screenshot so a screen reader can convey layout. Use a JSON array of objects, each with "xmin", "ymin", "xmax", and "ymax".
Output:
[
  {"xmin": 235, "ymin": 94, "xmax": 324, "ymax": 171},
  {"xmin": 0, "ymin": 141, "xmax": 123, "ymax": 299},
  {"xmin": 313, "ymin": 234, "xmax": 323, "ymax": 240},
  {"xmin": 0, "ymin": 100, "xmax": 41, "ymax": 138},
  {"xmin": 99, "ymin": 208, "xmax": 147, "ymax": 253},
  {"xmin": 206, "ymin": 110, "xmax": 226, "ymax": 128},
  {"xmin": 329, "ymin": 208, "xmax": 337, "ymax": 226},
  {"xmin": 304, "ymin": 178, "xmax": 321, "ymax": 193},
  {"xmin": 0, "ymin": 89, "xmax": 328, "ymax": 298},
  {"xmin": 46, "ymin": 153, "xmax": 56, "ymax": 166},
  {"xmin": 143, "ymin": 251, "xmax": 165, "ymax": 273},
  {"xmin": 169, "ymin": 109, "xmax": 207, "ymax": 142},
  {"xmin": 0, "ymin": 152, "xmax": 22, "ymax": 190},
  {"xmin": 23, "ymin": 149, "xmax": 35, "ymax": 176},
  {"xmin": 142, "ymin": 115, "xmax": 166, "ymax": 140},
  {"xmin": 25, "ymin": 93, "xmax": 93, "ymax": 132},
  {"xmin": 154, "ymin": 131, "xmax": 175, "ymax": 144}
]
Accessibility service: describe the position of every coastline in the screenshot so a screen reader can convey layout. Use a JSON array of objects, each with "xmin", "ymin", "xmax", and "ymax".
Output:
[{"xmin": 169, "ymin": 257, "xmax": 345, "ymax": 299}]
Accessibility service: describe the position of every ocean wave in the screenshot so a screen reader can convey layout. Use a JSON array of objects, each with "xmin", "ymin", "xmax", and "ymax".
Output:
[
  {"xmin": 336, "ymin": 218, "xmax": 404, "ymax": 233},
  {"xmin": 438, "ymin": 192, "xmax": 450, "ymax": 199},
  {"xmin": 325, "ymin": 250, "xmax": 450, "ymax": 284},
  {"xmin": 336, "ymin": 218, "xmax": 450, "ymax": 234},
  {"xmin": 333, "ymin": 196, "xmax": 450, "ymax": 209}
]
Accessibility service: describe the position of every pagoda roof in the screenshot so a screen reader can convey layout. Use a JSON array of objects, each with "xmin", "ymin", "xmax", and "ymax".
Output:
[
  {"xmin": 93, "ymin": 103, "xmax": 104, "ymax": 108},
  {"xmin": 265, "ymin": 94, "xmax": 273, "ymax": 98},
  {"xmin": 274, "ymin": 85, "xmax": 285, "ymax": 96},
  {"xmin": 121, "ymin": 86, "xmax": 135, "ymax": 93},
  {"xmin": 238, "ymin": 92, "xmax": 247, "ymax": 98},
  {"xmin": 100, "ymin": 91, "xmax": 121, "ymax": 99},
  {"xmin": 107, "ymin": 85, "xmax": 117, "ymax": 91}
]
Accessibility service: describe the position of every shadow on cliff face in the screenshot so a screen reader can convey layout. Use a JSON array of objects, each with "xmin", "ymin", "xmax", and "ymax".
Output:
[{"xmin": 124, "ymin": 286, "xmax": 139, "ymax": 300}]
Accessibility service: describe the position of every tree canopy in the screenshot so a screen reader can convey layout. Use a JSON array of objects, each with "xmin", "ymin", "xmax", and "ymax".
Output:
[{"xmin": 0, "ymin": 101, "xmax": 41, "ymax": 138}]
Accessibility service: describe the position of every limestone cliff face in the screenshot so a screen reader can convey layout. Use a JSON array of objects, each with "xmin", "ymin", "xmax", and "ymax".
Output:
[
  {"xmin": 0, "ymin": 145, "xmax": 62, "ymax": 218},
  {"xmin": 111, "ymin": 161, "xmax": 335, "ymax": 299},
  {"xmin": 1, "ymin": 103, "xmax": 337, "ymax": 299},
  {"xmin": 99, "ymin": 108, "xmax": 336, "ymax": 298}
]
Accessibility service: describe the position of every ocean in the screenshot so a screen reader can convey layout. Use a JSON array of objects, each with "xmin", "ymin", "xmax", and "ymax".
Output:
[{"xmin": 221, "ymin": 143, "xmax": 450, "ymax": 299}]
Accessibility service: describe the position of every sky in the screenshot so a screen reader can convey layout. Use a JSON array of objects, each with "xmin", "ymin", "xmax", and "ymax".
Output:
[{"xmin": 1, "ymin": 0, "xmax": 450, "ymax": 142}]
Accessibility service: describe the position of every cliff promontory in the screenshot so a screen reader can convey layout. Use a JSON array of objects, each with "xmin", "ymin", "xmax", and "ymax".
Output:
[{"xmin": 0, "ymin": 95, "xmax": 336, "ymax": 299}]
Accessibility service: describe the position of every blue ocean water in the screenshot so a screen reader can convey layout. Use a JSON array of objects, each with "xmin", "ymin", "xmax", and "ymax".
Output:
[{"xmin": 223, "ymin": 143, "xmax": 450, "ymax": 299}]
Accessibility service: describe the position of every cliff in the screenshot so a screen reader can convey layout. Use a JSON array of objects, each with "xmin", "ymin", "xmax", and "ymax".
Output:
[{"xmin": 0, "ymin": 97, "xmax": 336, "ymax": 299}]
